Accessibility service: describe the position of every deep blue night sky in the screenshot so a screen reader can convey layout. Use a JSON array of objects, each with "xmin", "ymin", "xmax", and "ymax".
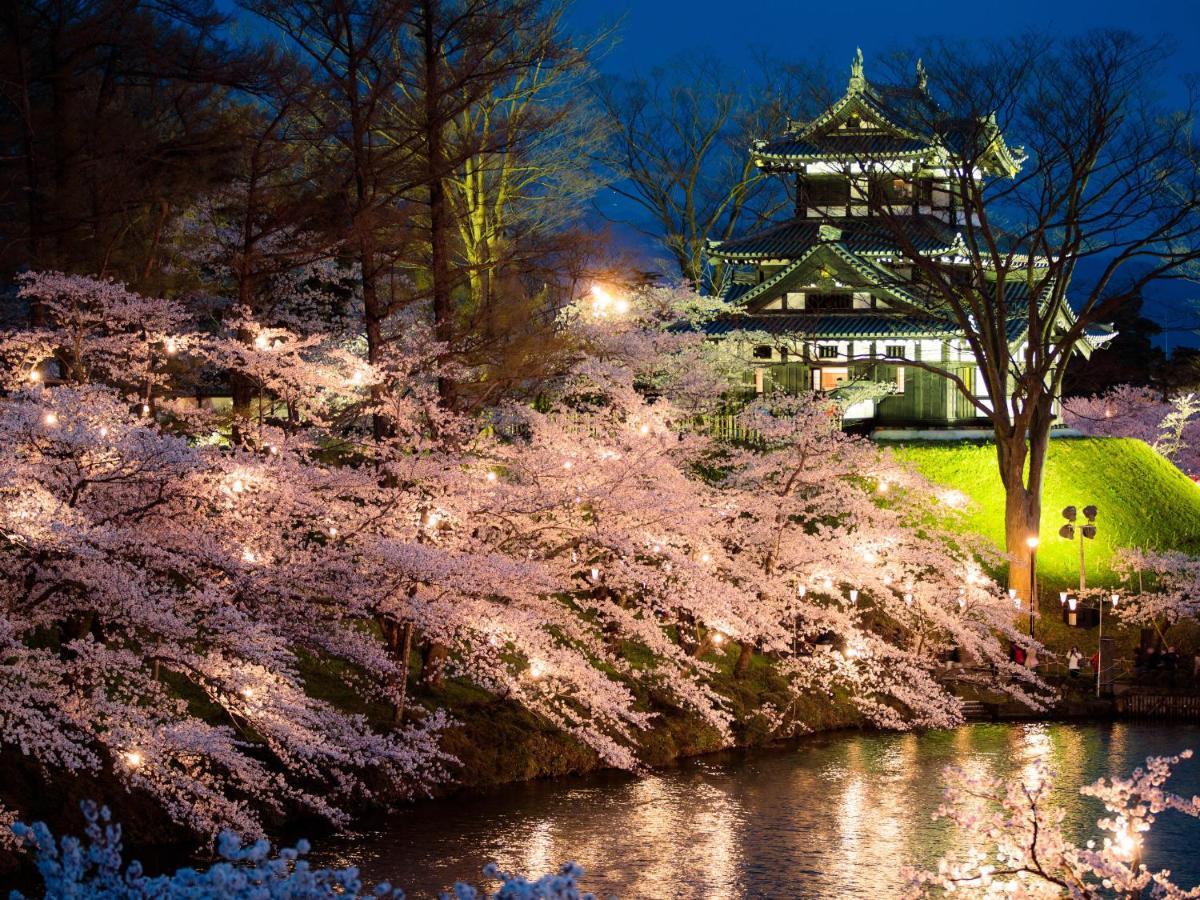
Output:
[{"xmin": 567, "ymin": 0, "xmax": 1200, "ymax": 82}]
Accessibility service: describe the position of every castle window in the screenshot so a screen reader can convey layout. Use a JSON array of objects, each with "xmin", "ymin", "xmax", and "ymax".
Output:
[
  {"xmin": 916, "ymin": 177, "xmax": 939, "ymax": 206},
  {"xmin": 805, "ymin": 178, "xmax": 850, "ymax": 206},
  {"xmin": 818, "ymin": 367, "xmax": 850, "ymax": 390},
  {"xmin": 817, "ymin": 344, "xmax": 839, "ymax": 359},
  {"xmin": 869, "ymin": 176, "xmax": 912, "ymax": 205},
  {"xmin": 884, "ymin": 344, "xmax": 906, "ymax": 359},
  {"xmin": 753, "ymin": 345, "xmax": 773, "ymax": 360}
]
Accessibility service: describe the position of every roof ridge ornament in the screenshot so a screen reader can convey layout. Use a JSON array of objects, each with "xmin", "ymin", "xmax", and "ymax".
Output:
[{"xmin": 849, "ymin": 47, "xmax": 865, "ymax": 91}]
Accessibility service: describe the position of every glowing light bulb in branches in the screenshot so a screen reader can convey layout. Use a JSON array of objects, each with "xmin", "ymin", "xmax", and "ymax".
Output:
[
  {"xmin": 254, "ymin": 334, "xmax": 269, "ymax": 350},
  {"xmin": 124, "ymin": 751, "xmax": 143, "ymax": 768},
  {"xmin": 28, "ymin": 369, "xmax": 40, "ymax": 383},
  {"xmin": 43, "ymin": 411, "xmax": 58, "ymax": 426},
  {"xmin": 165, "ymin": 337, "xmax": 177, "ymax": 355}
]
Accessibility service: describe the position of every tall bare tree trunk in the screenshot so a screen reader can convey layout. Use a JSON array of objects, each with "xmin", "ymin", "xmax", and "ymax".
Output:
[
  {"xmin": 999, "ymin": 398, "xmax": 1053, "ymax": 602},
  {"xmin": 421, "ymin": 0, "xmax": 455, "ymax": 408}
]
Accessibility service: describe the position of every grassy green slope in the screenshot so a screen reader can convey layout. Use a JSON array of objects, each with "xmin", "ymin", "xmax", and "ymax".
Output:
[{"xmin": 891, "ymin": 437, "xmax": 1200, "ymax": 591}]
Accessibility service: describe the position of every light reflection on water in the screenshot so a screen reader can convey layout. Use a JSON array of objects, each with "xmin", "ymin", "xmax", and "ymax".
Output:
[{"xmin": 322, "ymin": 723, "xmax": 1200, "ymax": 898}]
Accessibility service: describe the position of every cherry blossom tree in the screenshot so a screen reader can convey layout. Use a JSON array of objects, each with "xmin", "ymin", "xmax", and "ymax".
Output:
[
  {"xmin": 905, "ymin": 750, "xmax": 1200, "ymax": 897},
  {"xmin": 1062, "ymin": 387, "xmax": 1200, "ymax": 476},
  {"xmin": 1, "ymin": 272, "xmax": 1049, "ymax": 843},
  {"xmin": 1109, "ymin": 547, "xmax": 1200, "ymax": 636}
]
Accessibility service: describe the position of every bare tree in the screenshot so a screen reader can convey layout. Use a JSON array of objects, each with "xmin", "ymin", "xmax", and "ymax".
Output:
[
  {"xmin": 443, "ymin": 8, "xmax": 607, "ymax": 325},
  {"xmin": 595, "ymin": 52, "xmax": 820, "ymax": 285},
  {"xmin": 841, "ymin": 32, "xmax": 1200, "ymax": 598},
  {"xmin": 0, "ymin": 0, "xmax": 268, "ymax": 292},
  {"xmin": 244, "ymin": 0, "xmax": 413, "ymax": 404}
]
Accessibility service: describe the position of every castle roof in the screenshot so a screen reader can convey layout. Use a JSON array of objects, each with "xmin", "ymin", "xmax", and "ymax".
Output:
[
  {"xmin": 708, "ymin": 215, "xmax": 961, "ymax": 261},
  {"xmin": 751, "ymin": 50, "xmax": 1022, "ymax": 175}
]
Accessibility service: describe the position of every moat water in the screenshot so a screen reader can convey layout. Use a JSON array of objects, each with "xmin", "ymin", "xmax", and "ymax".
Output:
[{"xmin": 319, "ymin": 722, "xmax": 1200, "ymax": 898}]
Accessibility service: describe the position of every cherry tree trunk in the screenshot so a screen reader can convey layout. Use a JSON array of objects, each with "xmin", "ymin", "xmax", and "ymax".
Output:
[{"xmin": 733, "ymin": 641, "xmax": 754, "ymax": 677}]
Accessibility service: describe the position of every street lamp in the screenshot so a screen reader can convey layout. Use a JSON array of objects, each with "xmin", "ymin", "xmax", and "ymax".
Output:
[
  {"xmin": 1026, "ymin": 534, "xmax": 1040, "ymax": 638},
  {"xmin": 1097, "ymin": 592, "xmax": 1119, "ymax": 699},
  {"xmin": 1060, "ymin": 505, "xmax": 1098, "ymax": 592}
]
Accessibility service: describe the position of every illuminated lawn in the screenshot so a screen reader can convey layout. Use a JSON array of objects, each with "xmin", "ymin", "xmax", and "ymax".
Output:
[{"xmin": 891, "ymin": 437, "xmax": 1200, "ymax": 592}]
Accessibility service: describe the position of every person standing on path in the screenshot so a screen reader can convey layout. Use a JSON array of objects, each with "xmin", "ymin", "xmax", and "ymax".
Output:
[{"xmin": 1068, "ymin": 647, "xmax": 1083, "ymax": 678}]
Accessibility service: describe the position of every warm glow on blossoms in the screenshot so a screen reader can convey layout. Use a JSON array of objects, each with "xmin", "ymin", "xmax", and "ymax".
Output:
[
  {"xmin": 589, "ymin": 284, "xmax": 630, "ymax": 318},
  {"xmin": 124, "ymin": 751, "xmax": 143, "ymax": 768},
  {"xmin": 937, "ymin": 489, "xmax": 969, "ymax": 510}
]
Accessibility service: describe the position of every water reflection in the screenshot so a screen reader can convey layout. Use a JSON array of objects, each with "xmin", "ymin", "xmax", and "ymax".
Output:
[{"xmin": 325, "ymin": 723, "xmax": 1200, "ymax": 898}]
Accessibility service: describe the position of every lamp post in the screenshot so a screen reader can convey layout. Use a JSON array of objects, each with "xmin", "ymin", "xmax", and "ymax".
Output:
[
  {"xmin": 1060, "ymin": 505, "xmax": 1098, "ymax": 592},
  {"xmin": 1097, "ymin": 592, "xmax": 1119, "ymax": 698},
  {"xmin": 1026, "ymin": 534, "xmax": 1040, "ymax": 638}
]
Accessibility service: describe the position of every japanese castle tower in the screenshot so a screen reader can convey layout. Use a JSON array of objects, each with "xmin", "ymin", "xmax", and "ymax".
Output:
[{"xmin": 703, "ymin": 50, "xmax": 1112, "ymax": 428}]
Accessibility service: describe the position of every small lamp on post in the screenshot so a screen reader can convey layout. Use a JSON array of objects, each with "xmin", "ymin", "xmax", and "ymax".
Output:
[
  {"xmin": 1025, "ymin": 534, "xmax": 1040, "ymax": 638},
  {"xmin": 1097, "ymin": 592, "xmax": 1119, "ymax": 698}
]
